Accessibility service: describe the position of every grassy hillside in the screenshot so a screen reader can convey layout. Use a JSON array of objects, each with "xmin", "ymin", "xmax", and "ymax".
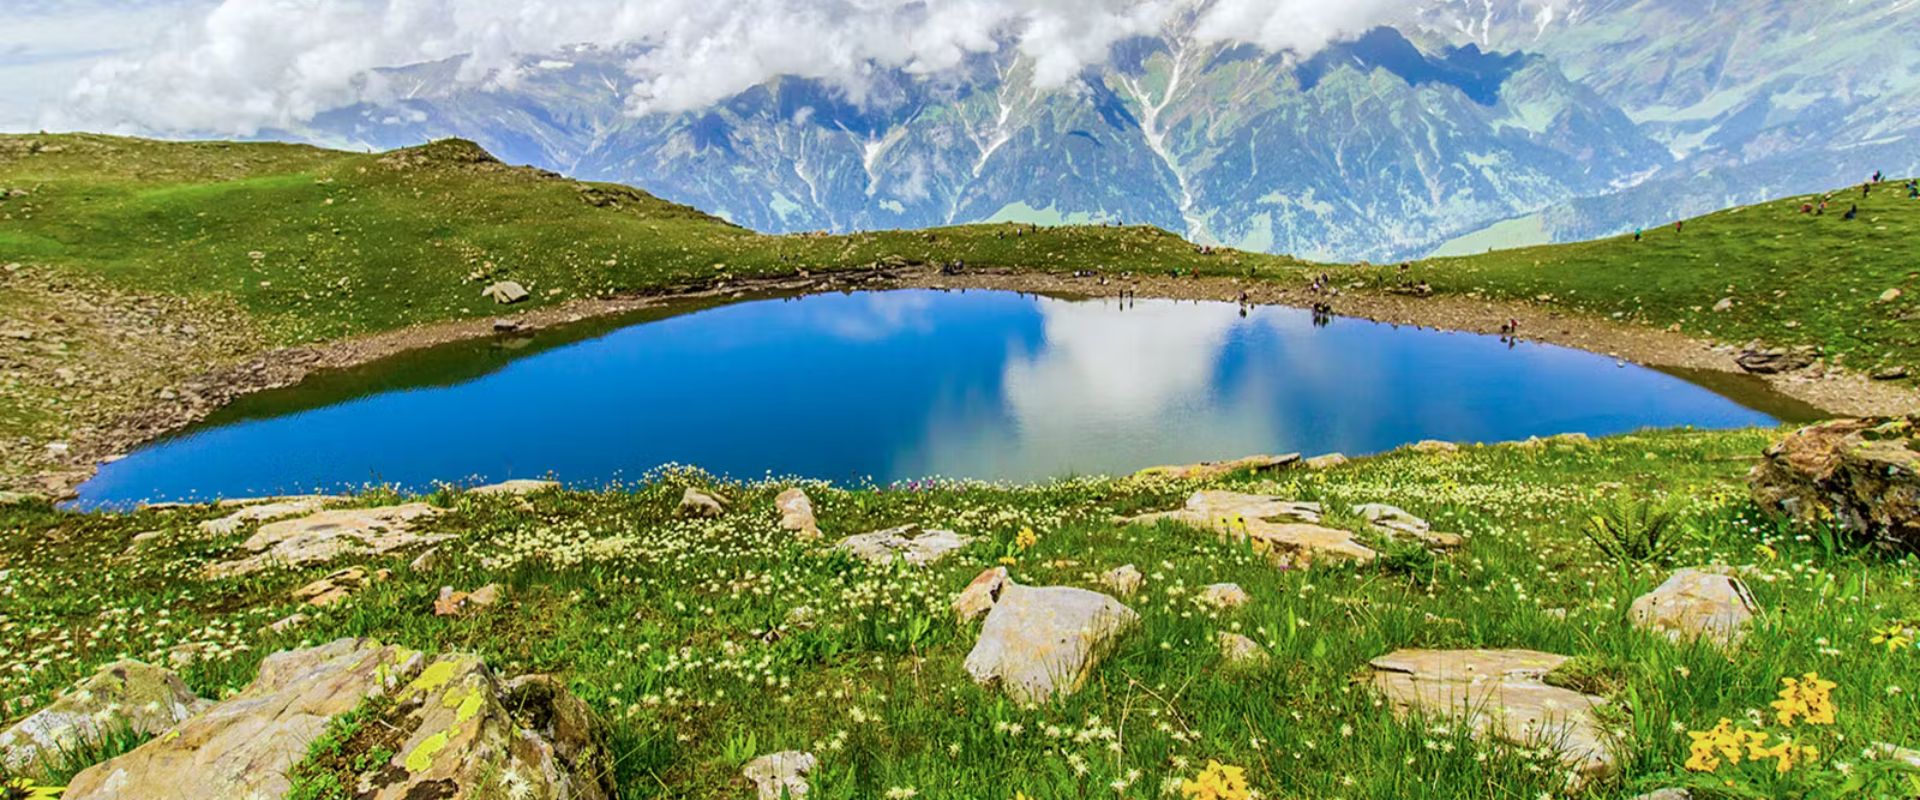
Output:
[
  {"xmin": 0, "ymin": 134, "xmax": 1304, "ymax": 344},
  {"xmin": 0, "ymin": 133, "xmax": 1307, "ymax": 484},
  {"xmin": 2, "ymin": 133, "xmax": 1915, "ymax": 492},
  {"xmin": 1381, "ymin": 185, "xmax": 1919, "ymax": 377},
  {"xmin": 4, "ymin": 430, "xmax": 1918, "ymax": 798}
]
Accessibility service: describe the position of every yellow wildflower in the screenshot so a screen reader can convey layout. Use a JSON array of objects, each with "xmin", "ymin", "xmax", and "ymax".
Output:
[
  {"xmin": 1754, "ymin": 543, "xmax": 1778, "ymax": 561},
  {"xmin": 1180, "ymin": 760, "xmax": 1250, "ymax": 800},
  {"xmin": 1758, "ymin": 739, "xmax": 1819, "ymax": 773},
  {"xmin": 1870, "ymin": 623, "xmax": 1914, "ymax": 652},
  {"xmin": 4, "ymin": 777, "xmax": 65, "ymax": 800},
  {"xmin": 1015, "ymin": 526, "xmax": 1039, "ymax": 551},
  {"xmin": 1771, "ymin": 673, "xmax": 1837, "ymax": 727}
]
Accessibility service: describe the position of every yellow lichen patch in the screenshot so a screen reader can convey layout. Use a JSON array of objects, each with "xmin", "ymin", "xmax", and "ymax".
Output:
[
  {"xmin": 407, "ymin": 659, "xmax": 462, "ymax": 696},
  {"xmin": 440, "ymin": 681, "xmax": 487, "ymax": 724},
  {"xmin": 404, "ymin": 727, "xmax": 455, "ymax": 773}
]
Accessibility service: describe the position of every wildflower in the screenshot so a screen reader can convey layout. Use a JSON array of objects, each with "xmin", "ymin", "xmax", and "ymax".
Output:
[
  {"xmin": 3, "ymin": 778, "xmax": 64, "ymax": 800},
  {"xmin": 1179, "ymin": 760, "xmax": 1250, "ymax": 800},
  {"xmin": 1755, "ymin": 543, "xmax": 1777, "ymax": 561},
  {"xmin": 1771, "ymin": 673, "xmax": 1837, "ymax": 727},
  {"xmin": 1870, "ymin": 623, "xmax": 1914, "ymax": 652},
  {"xmin": 885, "ymin": 788, "xmax": 919, "ymax": 799},
  {"xmin": 1016, "ymin": 526, "xmax": 1040, "ymax": 551}
]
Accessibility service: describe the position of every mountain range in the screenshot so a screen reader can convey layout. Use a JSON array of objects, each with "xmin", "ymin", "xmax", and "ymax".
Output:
[{"xmin": 291, "ymin": 0, "xmax": 1920, "ymax": 262}]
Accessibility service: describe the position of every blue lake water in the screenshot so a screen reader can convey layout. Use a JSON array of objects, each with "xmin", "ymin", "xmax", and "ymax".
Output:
[{"xmin": 75, "ymin": 289, "xmax": 1807, "ymax": 507}]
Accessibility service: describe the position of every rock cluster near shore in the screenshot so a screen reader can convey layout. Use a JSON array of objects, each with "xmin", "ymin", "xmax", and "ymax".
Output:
[
  {"xmin": 39, "ymin": 639, "xmax": 611, "ymax": 800},
  {"xmin": 1750, "ymin": 415, "xmax": 1919, "ymax": 551}
]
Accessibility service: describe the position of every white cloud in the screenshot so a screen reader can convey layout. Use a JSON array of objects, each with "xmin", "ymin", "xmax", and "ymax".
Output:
[{"xmin": 33, "ymin": 0, "xmax": 1412, "ymax": 135}]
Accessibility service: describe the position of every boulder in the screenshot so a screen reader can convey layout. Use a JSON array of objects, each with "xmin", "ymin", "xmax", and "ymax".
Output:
[
  {"xmin": 291, "ymin": 566, "xmax": 390, "ymax": 607},
  {"xmin": 1629, "ymin": 568, "xmax": 1759, "ymax": 647},
  {"xmin": 1, "ymin": 661, "xmax": 209, "ymax": 777},
  {"xmin": 1303, "ymin": 453, "xmax": 1349, "ymax": 470},
  {"xmin": 775, "ymin": 488, "xmax": 822, "ymax": 540},
  {"xmin": 1217, "ymin": 633, "xmax": 1269, "ymax": 666},
  {"xmin": 434, "ymin": 583, "xmax": 504, "ymax": 617},
  {"xmin": 1198, "ymin": 583, "xmax": 1250, "ymax": 609},
  {"xmin": 743, "ymin": 751, "xmax": 816, "ymax": 799},
  {"xmin": 62, "ymin": 642, "xmax": 610, "ymax": 800},
  {"xmin": 63, "ymin": 639, "xmax": 422, "ymax": 800},
  {"xmin": 197, "ymin": 495, "xmax": 339, "ymax": 536},
  {"xmin": 1873, "ymin": 367, "xmax": 1911, "ymax": 381},
  {"xmin": 1713, "ymin": 297, "xmax": 1734, "ymax": 313},
  {"xmin": 1749, "ymin": 417, "xmax": 1920, "ymax": 552},
  {"xmin": 953, "ymin": 567, "xmax": 1010, "ymax": 623},
  {"xmin": 1125, "ymin": 491, "xmax": 1375, "ymax": 567},
  {"xmin": 1735, "ymin": 344, "xmax": 1819, "ymax": 374},
  {"xmin": 1134, "ymin": 454, "xmax": 1300, "ymax": 481},
  {"xmin": 359, "ymin": 661, "xmax": 611, "ymax": 799},
  {"xmin": 206, "ymin": 503, "xmax": 450, "ymax": 577},
  {"xmin": 1368, "ymin": 649, "xmax": 1615, "ymax": 782},
  {"xmin": 1100, "ymin": 564, "xmax": 1144, "ymax": 597},
  {"xmin": 468, "ymin": 479, "xmax": 559, "ymax": 496},
  {"xmin": 1407, "ymin": 440, "xmax": 1460, "ymax": 454},
  {"xmin": 482, "ymin": 281, "xmax": 530, "ymax": 305},
  {"xmin": 679, "ymin": 488, "xmax": 728, "ymax": 518},
  {"xmin": 1353, "ymin": 503, "xmax": 1464, "ymax": 549},
  {"xmin": 963, "ymin": 579, "xmax": 1138, "ymax": 703},
  {"xmin": 834, "ymin": 524, "xmax": 971, "ymax": 567}
]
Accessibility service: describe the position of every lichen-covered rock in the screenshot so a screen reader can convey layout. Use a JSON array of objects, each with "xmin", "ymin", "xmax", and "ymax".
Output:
[
  {"xmin": 743, "ymin": 750, "xmax": 816, "ymax": 799},
  {"xmin": 963, "ymin": 579, "xmax": 1138, "ymax": 703},
  {"xmin": 1134, "ymin": 454, "xmax": 1299, "ymax": 480},
  {"xmin": 1, "ymin": 661, "xmax": 208, "ymax": 777},
  {"xmin": 835, "ymin": 524, "xmax": 970, "ymax": 567},
  {"xmin": 206, "ymin": 504, "xmax": 450, "ymax": 577},
  {"xmin": 1125, "ymin": 491, "xmax": 1375, "ymax": 567},
  {"xmin": 60, "ymin": 641, "xmax": 610, "ymax": 800},
  {"xmin": 1368, "ymin": 649, "xmax": 1615, "ymax": 783},
  {"xmin": 776, "ymin": 488, "xmax": 822, "ymax": 540},
  {"xmin": 359, "ymin": 657, "xmax": 612, "ymax": 800},
  {"xmin": 1629, "ymin": 568, "xmax": 1759, "ymax": 647},
  {"xmin": 63, "ymin": 639, "xmax": 422, "ymax": 800},
  {"xmin": 1749, "ymin": 416, "xmax": 1919, "ymax": 552}
]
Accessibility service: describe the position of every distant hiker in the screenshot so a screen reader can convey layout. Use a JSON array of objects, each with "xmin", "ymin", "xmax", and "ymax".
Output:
[
  {"xmin": 1675, "ymin": 220, "xmax": 1684, "ymax": 233},
  {"xmin": 1872, "ymin": 170, "xmax": 1883, "ymax": 183},
  {"xmin": 1633, "ymin": 228, "xmax": 1642, "ymax": 242},
  {"xmin": 1864, "ymin": 183, "xmax": 1872, "ymax": 198},
  {"xmin": 1844, "ymin": 204, "xmax": 1859, "ymax": 220},
  {"xmin": 1909, "ymin": 181, "xmax": 1919, "ymax": 199},
  {"xmin": 1817, "ymin": 200, "xmax": 1827, "ymax": 215},
  {"xmin": 1799, "ymin": 203, "xmax": 1813, "ymax": 214}
]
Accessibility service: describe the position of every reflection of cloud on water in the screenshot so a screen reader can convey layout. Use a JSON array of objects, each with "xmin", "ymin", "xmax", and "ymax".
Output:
[
  {"xmin": 808, "ymin": 291, "xmax": 938, "ymax": 341},
  {"xmin": 904, "ymin": 297, "xmax": 1284, "ymax": 480}
]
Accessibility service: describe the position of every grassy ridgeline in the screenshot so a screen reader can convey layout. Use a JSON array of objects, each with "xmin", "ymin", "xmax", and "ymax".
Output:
[
  {"xmin": 3, "ymin": 430, "xmax": 1918, "ymax": 798},
  {"xmin": 1376, "ymin": 183, "xmax": 1919, "ymax": 377},
  {"xmin": 0, "ymin": 134, "xmax": 1307, "ymax": 344}
]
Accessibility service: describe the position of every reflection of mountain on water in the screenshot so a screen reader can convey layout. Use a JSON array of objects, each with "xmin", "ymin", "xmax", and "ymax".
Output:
[{"xmin": 79, "ymin": 289, "xmax": 1796, "ymax": 507}]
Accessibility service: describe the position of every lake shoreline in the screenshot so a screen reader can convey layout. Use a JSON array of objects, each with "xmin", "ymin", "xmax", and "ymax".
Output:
[{"xmin": 21, "ymin": 265, "xmax": 1919, "ymax": 501}]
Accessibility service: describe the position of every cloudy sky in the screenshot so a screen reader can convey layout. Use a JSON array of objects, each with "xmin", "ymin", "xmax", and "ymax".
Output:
[{"xmin": 0, "ymin": 0, "xmax": 1447, "ymax": 135}]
